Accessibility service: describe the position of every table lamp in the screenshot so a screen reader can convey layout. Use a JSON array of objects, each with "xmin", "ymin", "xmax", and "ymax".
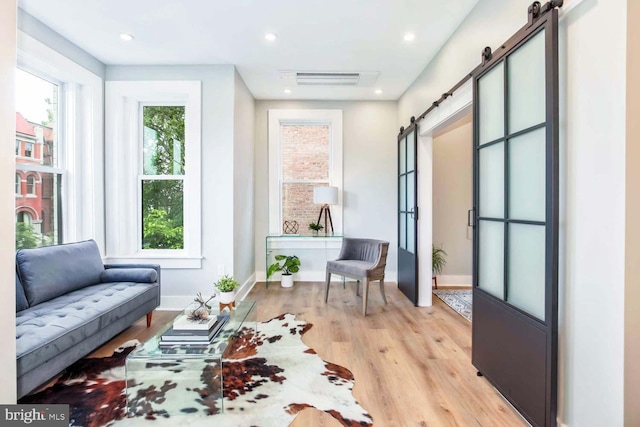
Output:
[{"xmin": 313, "ymin": 186, "xmax": 338, "ymax": 235}]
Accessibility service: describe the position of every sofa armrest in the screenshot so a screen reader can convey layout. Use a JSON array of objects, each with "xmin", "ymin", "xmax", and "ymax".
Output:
[{"xmin": 103, "ymin": 264, "xmax": 161, "ymax": 305}]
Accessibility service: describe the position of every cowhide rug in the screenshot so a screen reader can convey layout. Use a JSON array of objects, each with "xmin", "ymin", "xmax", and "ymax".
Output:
[{"xmin": 20, "ymin": 313, "xmax": 372, "ymax": 427}]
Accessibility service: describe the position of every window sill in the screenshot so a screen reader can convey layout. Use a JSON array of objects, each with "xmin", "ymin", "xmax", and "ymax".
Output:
[{"xmin": 103, "ymin": 256, "xmax": 203, "ymax": 269}]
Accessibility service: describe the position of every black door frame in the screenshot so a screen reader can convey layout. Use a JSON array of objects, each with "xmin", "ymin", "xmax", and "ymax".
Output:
[
  {"xmin": 397, "ymin": 122, "xmax": 419, "ymax": 305},
  {"xmin": 471, "ymin": 5, "xmax": 559, "ymax": 427}
]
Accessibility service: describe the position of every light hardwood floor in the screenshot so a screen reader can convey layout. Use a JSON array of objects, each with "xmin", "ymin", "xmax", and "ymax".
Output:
[{"xmin": 94, "ymin": 282, "xmax": 527, "ymax": 427}]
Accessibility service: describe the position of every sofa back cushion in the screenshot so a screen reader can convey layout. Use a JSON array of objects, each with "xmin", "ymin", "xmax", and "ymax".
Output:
[
  {"xmin": 15, "ymin": 274, "xmax": 29, "ymax": 312},
  {"xmin": 17, "ymin": 240, "xmax": 105, "ymax": 306}
]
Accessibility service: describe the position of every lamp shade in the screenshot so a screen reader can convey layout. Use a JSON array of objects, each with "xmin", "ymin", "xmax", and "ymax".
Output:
[{"xmin": 313, "ymin": 186, "xmax": 338, "ymax": 205}]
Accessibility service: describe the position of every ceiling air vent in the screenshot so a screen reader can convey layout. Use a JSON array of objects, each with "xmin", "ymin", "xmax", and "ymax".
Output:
[
  {"xmin": 297, "ymin": 72, "xmax": 359, "ymax": 86},
  {"xmin": 279, "ymin": 71, "xmax": 379, "ymax": 87}
]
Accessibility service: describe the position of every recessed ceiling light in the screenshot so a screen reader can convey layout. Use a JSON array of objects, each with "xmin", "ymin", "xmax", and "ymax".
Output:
[
  {"xmin": 403, "ymin": 33, "xmax": 415, "ymax": 42},
  {"xmin": 120, "ymin": 33, "xmax": 134, "ymax": 41},
  {"xmin": 284, "ymin": 89, "xmax": 292, "ymax": 94},
  {"xmin": 375, "ymin": 89, "xmax": 383, "ymax": 95},
  {"xmin": 265, "ymin": 33, "xmax": 278, "ymax": 41}
]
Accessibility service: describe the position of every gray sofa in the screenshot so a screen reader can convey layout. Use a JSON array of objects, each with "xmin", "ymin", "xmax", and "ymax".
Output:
[{"xmin": 15, "ymin": 240, "xmax": 161, "ymax": 398}]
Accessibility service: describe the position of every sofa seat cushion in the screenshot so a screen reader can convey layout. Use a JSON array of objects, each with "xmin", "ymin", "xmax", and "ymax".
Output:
[
  {"xmin": 327, "ymin": 260, "xmax": 375, "ymax": 278},
  {"xmin": 100, "ymin": 268, "xmax": 157, "ymax": 284},
  {"xmin": 17, "ymin": 240, "xmax": 105, "ymax": 306},
  {"xmin": 16, "ymin": 281, "xmax": 158, "ymax": 376}
]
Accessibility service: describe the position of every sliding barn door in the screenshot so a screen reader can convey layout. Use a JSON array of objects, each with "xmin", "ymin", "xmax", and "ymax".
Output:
[
  {"xmin": 472, "ymin": 5, "xmax": 559, "ymax": 427},
  {"xmin": 398, "ymin": 124, "xmax": 418, "ymax": 305}
]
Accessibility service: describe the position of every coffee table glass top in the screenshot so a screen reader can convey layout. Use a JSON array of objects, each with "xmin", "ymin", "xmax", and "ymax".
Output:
[{"xmin": 128, "ymin": 300, "xmax": 256, "ymax": 358}]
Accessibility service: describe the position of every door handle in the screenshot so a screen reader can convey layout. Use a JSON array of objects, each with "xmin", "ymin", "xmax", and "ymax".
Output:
[
  {"xmin": 409, "ymin": 206, "xmax": 419, "ymax": 220},
  {"xmin": 468, "ymin": 208, "xmax": 475, "ymax": 228}
]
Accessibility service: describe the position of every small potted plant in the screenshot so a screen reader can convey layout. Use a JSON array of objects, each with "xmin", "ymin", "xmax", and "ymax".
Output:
[
  {"xmin": 267, "ymin": 255, "xmax": 301, "ymax": 288},
  {"xmin": 215, "ymin": 275, "xmax": 239, "ymax": 304},
  {"xmin": 432, "ymin": 245, "xmax": 447, "ymax": 289},
  {"xmin": 308, "ymin": 222, "xmax": 324, "ymax": 236}
]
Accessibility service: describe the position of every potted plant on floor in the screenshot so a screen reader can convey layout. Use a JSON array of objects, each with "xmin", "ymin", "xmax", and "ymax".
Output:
[
  {"xmin": 432, "ymin": 245, "xmax": 447, "ymax": 289},
  {"xmin": 308, "ymin": 222, "xmax": 324, "ymax": 236},
  {"xmin": 215, "ymin": 275, "xmax": 239, "ymax": 305},
  {"xmin": 267, "ymin": 255, "xmax": 301, "ymax": 288}
]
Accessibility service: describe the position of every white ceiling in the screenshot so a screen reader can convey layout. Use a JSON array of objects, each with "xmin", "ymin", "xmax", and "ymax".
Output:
[{"xmin": 18, "ymin": 0, "xmax": 478, "ymax": 101}]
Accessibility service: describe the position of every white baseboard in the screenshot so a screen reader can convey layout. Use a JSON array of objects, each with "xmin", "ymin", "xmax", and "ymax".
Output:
[
  {"xmin": 256, "ymin": 270, "xmax": 398, "ymax": 282},
  {"xmin": 159, "ymin": 273, "xmax": 256, "ymax": 310},
  {"xmin": 235, "ymin": 273, "xmax": 256, "ymax": 301},
  {"xmin": 158, "ymin": 296, "xmax": 195, "ymax": 311},
  {"xmin": 436, "ymin": 275, "xmax": 471, "ymax": 286}
]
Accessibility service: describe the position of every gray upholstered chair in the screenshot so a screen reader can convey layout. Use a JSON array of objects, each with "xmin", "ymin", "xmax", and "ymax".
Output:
[{"xmin": 324, "ymin": 238, "xmax": 389, "ymax": 316}]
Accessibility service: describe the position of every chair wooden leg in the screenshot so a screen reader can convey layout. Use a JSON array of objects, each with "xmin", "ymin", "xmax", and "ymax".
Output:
[
  {"xmin": 325, "ymin": 271, "xmax": 331, "ymax": 303},
  {"xmin": 379, "ymin": 279, "xmax": 387, "ymax": 304},
  {"xmin": 146, "ymin": 312, "xmax": 153, "ymax": 328},
  {"xmin": 363, "ymin": 278, "xmax": 370, "ymax": 316}
]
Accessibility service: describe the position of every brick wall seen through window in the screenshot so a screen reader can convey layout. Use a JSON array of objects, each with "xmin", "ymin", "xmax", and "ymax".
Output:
[{"xmin": 281, "ymin": 124, "xmax": 330, "ymax": 233}]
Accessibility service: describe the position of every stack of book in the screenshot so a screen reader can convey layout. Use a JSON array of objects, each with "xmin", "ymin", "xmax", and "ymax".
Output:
[{"xmin": 160, "ymin": 313, "xmax": 230, "ymax": 347}]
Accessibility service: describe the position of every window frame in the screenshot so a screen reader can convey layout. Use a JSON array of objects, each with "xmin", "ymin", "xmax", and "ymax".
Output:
[
  {"xmin": 268, "ymin": 109, "xmax": 343, "ymax": 235},
  {"xmin": 17, "ymin": 31, "xmax": 104, "ymax": 249},
  {"xmin": 25, "ymin": 174, "xmax": 36, "ymax": 196},
  {"xmin": 105, "ymin": 81, "xmax": 202, "ymax": 269}
]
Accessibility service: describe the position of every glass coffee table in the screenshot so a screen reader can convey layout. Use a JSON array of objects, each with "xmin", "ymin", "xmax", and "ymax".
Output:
[{"xmin": 125, "ymin": 300, "xmax": 256, "ymax": 417}]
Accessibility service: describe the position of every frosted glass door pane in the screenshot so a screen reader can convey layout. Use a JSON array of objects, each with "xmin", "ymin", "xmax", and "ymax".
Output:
[
  {"xmin": 509, "ymin": 127, "xmax": 546, "ymax": 221},
  {"xmin": 508, "ymin": 30, "xmax": 545, "ymax": 133},
  {"xmin": 508, "ymin": 224, "xmax": 545, "ymax": 320},
  {"xmin": 400, "ymin": 214, "xmax": 406, "ymax": 250},
  {"xmin": 478, "ymin": 62, "xmax": 505, "ymax": 145},
  {"xmin": 479, "ymin": 143, "xmax": 504, "ymax": 218},
  {"xmin": 478, "ymin": 220, "xmax": 504, "ymax": 299},
  {"xmin": 399, "ymin": 138, "xmax": 406, "ymax": 174},
  {"xmin": 407, "ymin": 172, "xmax": 415, "ymax": 214},
  {"xmin": 407, "ymin": 213, "xmax": 415, "ymax": 254},
  {"xmin": 406, "ymin": 132, "xmax": 415, "ymax": 172},
  {"xmin": 399, "ymin": 176, "xmax": 406, "ymax": 212}
]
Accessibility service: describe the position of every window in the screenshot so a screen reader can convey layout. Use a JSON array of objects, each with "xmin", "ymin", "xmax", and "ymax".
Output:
[
  {"xmin": 26, "ymin": 175, "xmax": 36, "ymax": 195},
  {"xmin": 17, "ymin": 32, "xmax": 104, "ymax": 251},
  {"xmin": 141, "ymin": 106, "xmax": 185, "ymax": 250},
  {"xmin": 15, "ymin": 174, "xmax": 20, "ymax": 195},
  {"xmin": 105, "ymin": 81, "xmax": 202, "ymax": 268},
  {"xmin": 281, "ymin": 125, "xmax": 330, "ymax": 229},
  {"xmin": 24, "ymin": 142, "xmax": 33, "ymax": 157},
  {"xmin": 268, "ymin": 110, "xmax": 343, "ymax": 235},
  {"xmin": 16, "ymin": 211, "xmax": 32, "ymax": 225},
  {"xmin": 15, "ymin": 68, "xmax": 61, "ymax": 249}
]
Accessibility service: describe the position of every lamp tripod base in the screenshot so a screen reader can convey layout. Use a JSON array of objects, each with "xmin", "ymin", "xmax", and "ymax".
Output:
[{"xmin": 316, "ymin": 205, "xmax": 334, "ymax": 235}]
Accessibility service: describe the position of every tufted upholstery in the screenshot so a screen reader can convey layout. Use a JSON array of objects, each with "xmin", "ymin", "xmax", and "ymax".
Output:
[
  {"xmin": 14, "ymin": 240, "xmax": 161, "ymax": 398},
  {"xmin": 16, "ymin": 281, "xmax": 158, "ymax": 375}
]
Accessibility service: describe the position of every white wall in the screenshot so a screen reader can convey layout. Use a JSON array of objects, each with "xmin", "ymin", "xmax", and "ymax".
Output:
[
  {"xmin": 560, "ymin": 1, "xmax": 626, "ymax": 425},
  {"xmin": 233, "ymin": 70, "xmax": 256, "ymax": 289},
  {"xmin": 254, "ymin": 100, "xmax": 398, "ymax": 281},
  {"xmin": 18, "ymin": 9, "xmax": 106, "ymax": 78},
  {"xmin": 400, "ymin": 0, "xmax": 629, "ymax": 425},
  {"xmin": 106, "ymin": 65, "xmax": 237, "ymax": 307},
  {"xmin": 432, "ymin": 117, "xmax": 472, "ymax": 282},
  {"xmin": 0, "ymin": 0, "xmax": 17, "ymax": 403}
]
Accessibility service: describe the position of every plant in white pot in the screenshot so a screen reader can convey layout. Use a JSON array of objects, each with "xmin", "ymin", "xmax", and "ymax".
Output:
[
  {"xmin": 215, "ymin": 275, "xmax": 239, "ymax": 304},
  {"xmin": 267, "ymin": 255, "xmax": 301, "ymax": 288}
]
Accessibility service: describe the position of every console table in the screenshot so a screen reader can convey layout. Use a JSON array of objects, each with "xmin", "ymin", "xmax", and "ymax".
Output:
[{"xmin": 265, "ymin": 234, "xmax": 343, "ymax": 287}]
